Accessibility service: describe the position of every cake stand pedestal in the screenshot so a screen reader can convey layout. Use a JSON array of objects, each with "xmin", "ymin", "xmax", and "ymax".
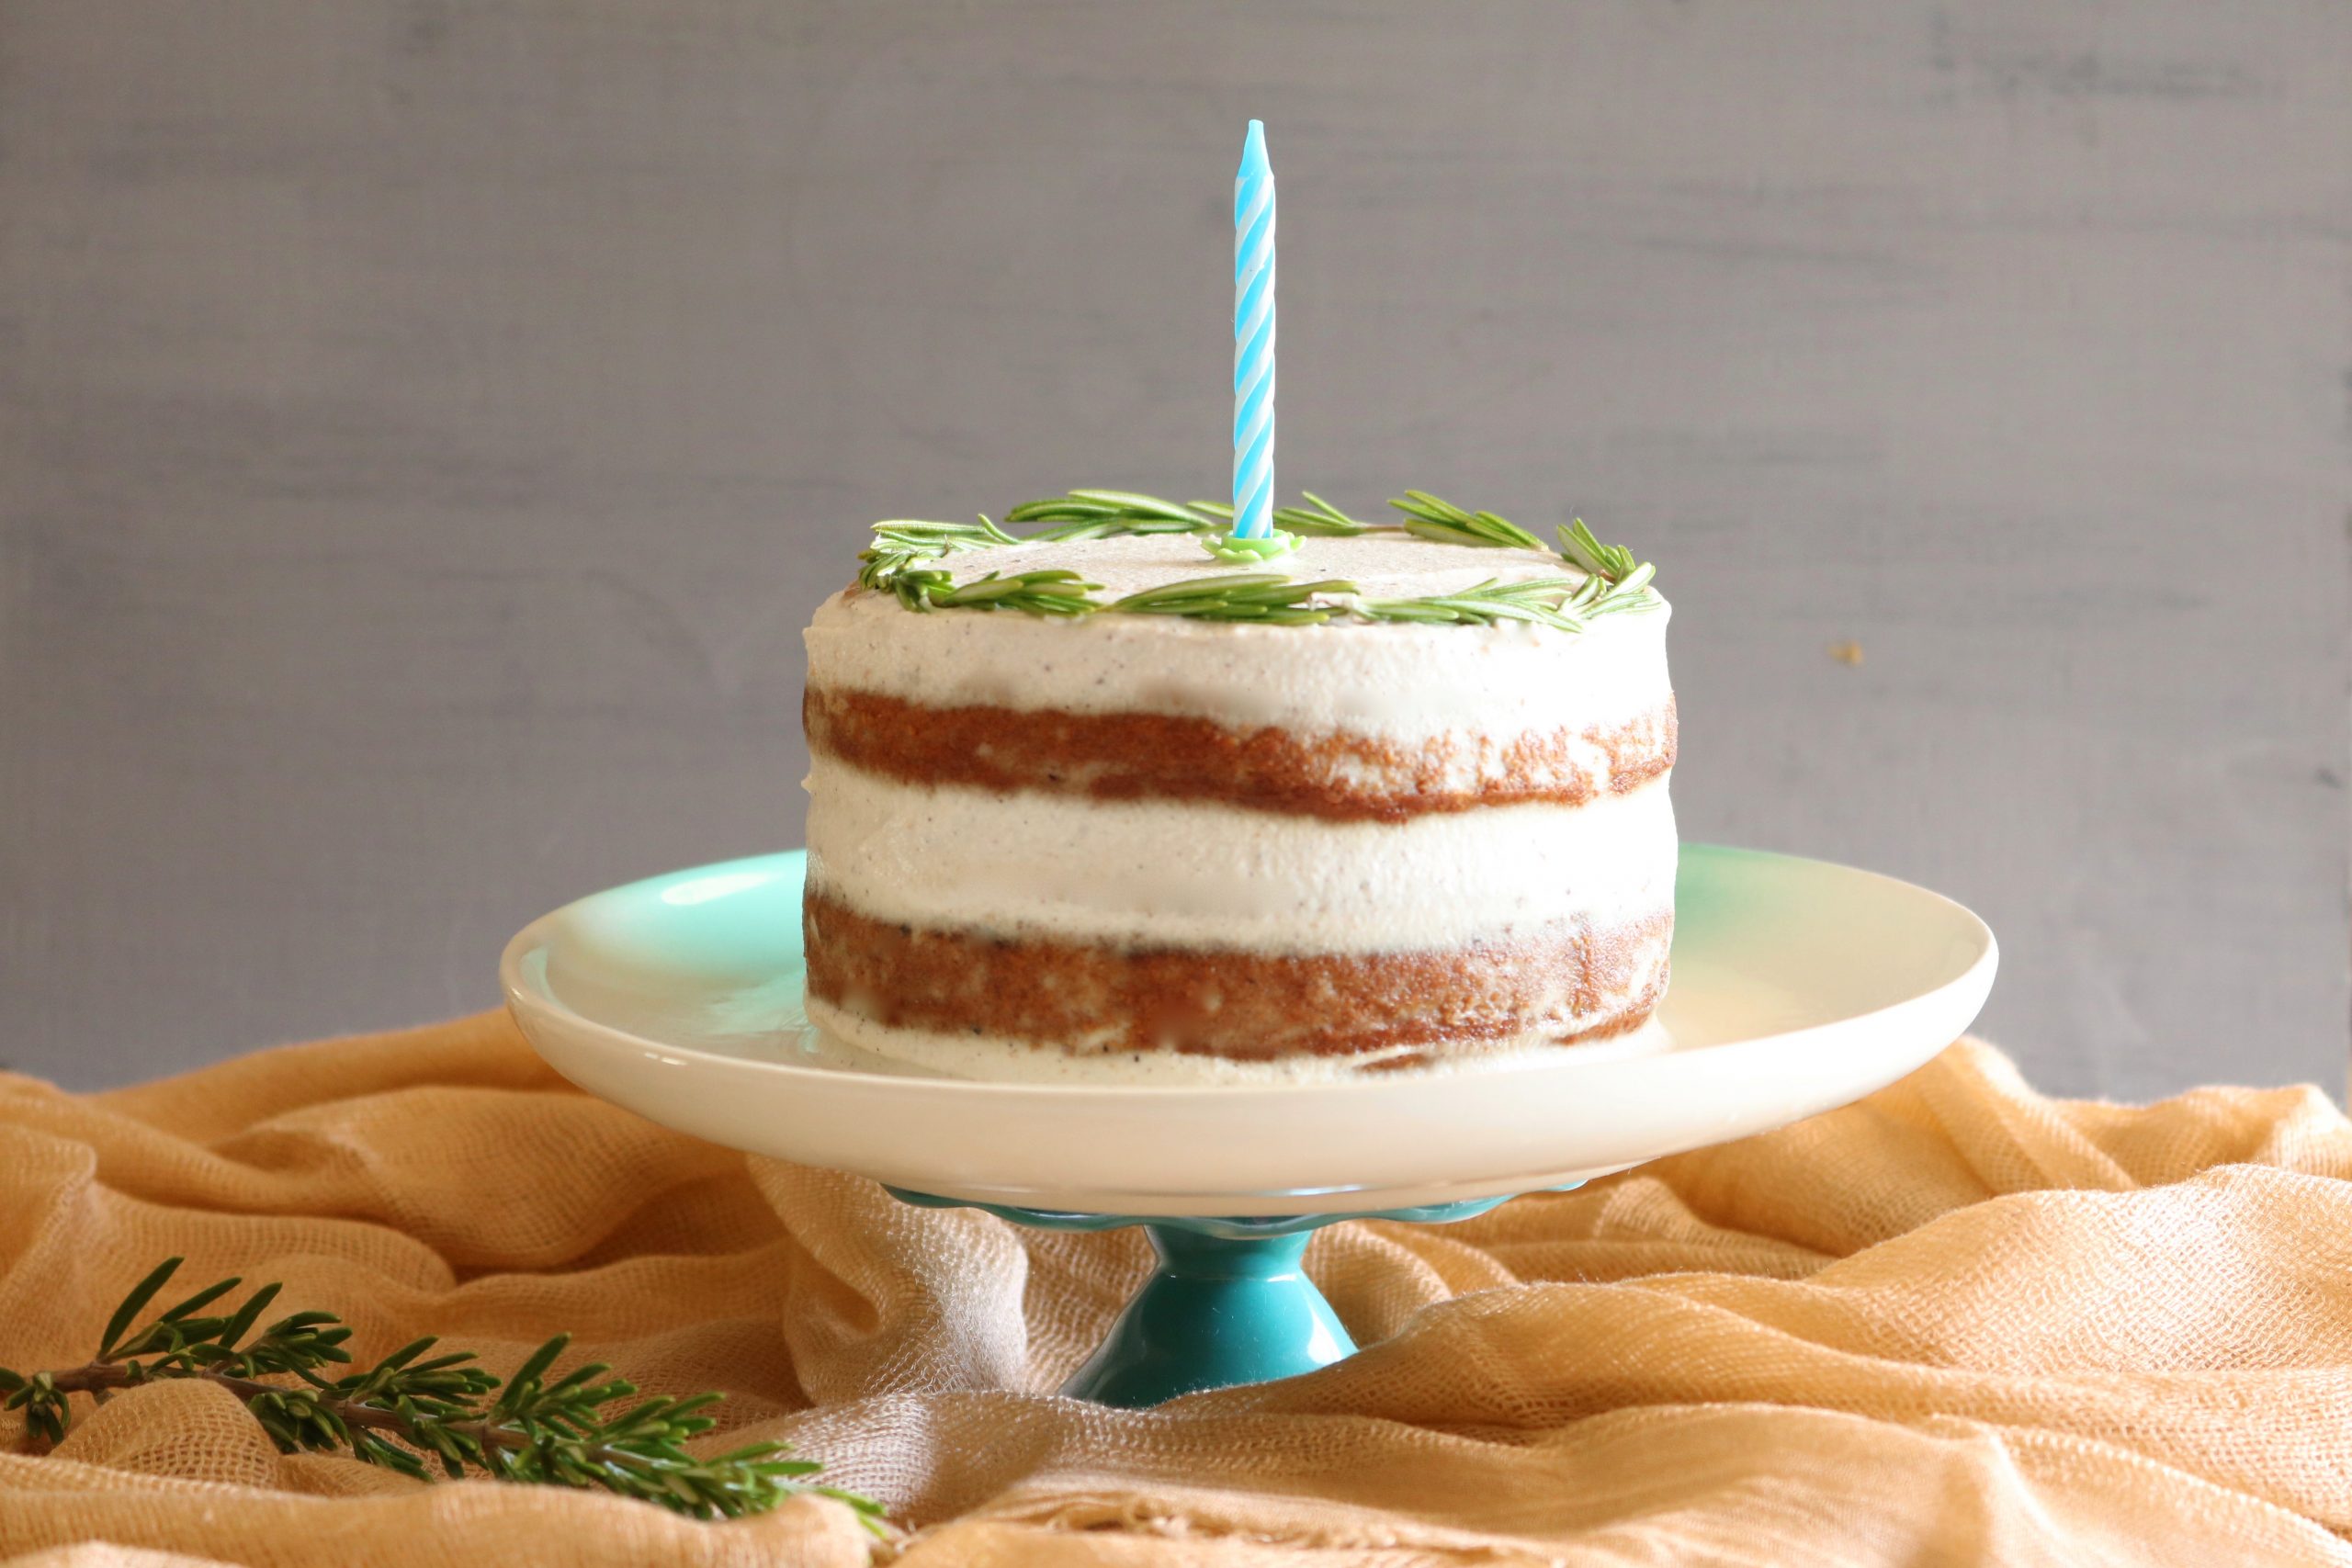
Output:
[
  {"xmin": 889, "ymin": 1188, "xmax": 1555, "ymax": 1405},
  {"xmin": 502, "ymin": 844, "xmax": 1996, "ymax": 1407}
]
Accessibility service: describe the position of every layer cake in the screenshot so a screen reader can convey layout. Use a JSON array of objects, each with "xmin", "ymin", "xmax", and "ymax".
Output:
[{"xmin": 801, "ymin": 528, "xmax": 1675, "ymax": 1082}]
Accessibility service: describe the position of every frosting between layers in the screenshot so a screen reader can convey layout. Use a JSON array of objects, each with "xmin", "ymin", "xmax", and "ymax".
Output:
[
  {"xmin": 806, "ymin": 758, "xmax": 1678, "ymax": 953},
  {"xmin": 805, "ymin": 533, "xmax": 1672, "ymax": 743}
]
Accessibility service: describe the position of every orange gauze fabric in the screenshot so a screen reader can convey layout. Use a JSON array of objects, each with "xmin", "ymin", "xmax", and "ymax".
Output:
[{"xmin": 3, "ymin": 1014, "xmax": 2352, "ymax": 1565}]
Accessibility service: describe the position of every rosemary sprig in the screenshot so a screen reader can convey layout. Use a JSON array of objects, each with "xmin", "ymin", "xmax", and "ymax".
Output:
[
  {"xmin": 1006, "ymin": 489, "xmax": 1376, "ymax": 541},
  {"xmin": 859, "ymin": 514, "xmax": 1103, "ymax": 616},
  {"xmin": 856, "ymin": 515, "xmax": 1018, "ymax": 582},
  {"xmin": 1377, "ymin": 498, "xmax": 1660, "ymax": 617},
  {"xmin": 0, "ymin": 1258, "xmax": 885, "ymax": 1530},
  {"xmin": 1385, "ymin": 491, "xmax": 1546, "ymax": 551},
  {"xmin": 922, "ymin": 568, "xmax": 1103, "ymax": 615},
  {"xmin": 1353, "ymin": 575, "xmax": 1594, "ymax": 632},
  {"xmin": 1002, "ymin": 491, "xmax": 1223, "ymax": 541},
  {"xmin": 857, "ymin": 514, "xmax": 1028, "ymax": 609},
  {"xmin": 1558, "ymin": 517, "xmax": 1639, "ymax": 585},
  {"xmin": 1571, "ymin": 558, "xmax": 1658, "ymax": 613},
  {"xmin": 863, "ymin": 513, "xmax": 1019, "ymax": 554},
  {"xmin": 1111, "ymin": 574, "xmax": 1353, "ymax": 625}
]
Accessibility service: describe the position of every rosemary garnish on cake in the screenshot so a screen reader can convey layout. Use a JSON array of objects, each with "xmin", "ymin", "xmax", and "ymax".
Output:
[
  {"xmin": 1112, "ymin": 573, "xmax": 1350, "ymax": 625},
  {"xmin": 1385, "ymin": 491, "xmax": 1546, "ymax": 551},
  {"xmin": 854, "ymin": 489, "xmax": 1660, "ymax": 628},
  {"xmin": 1004, "ymin": 489, "xmax": 1374, "ymax": 539}
]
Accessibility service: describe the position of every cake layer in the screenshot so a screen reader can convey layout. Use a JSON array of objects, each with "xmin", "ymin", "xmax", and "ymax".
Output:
[
  {"xmin": 806, "ymin": 687, "xmax": 1675, "ymax": 820},
  {"xmin": 802, "ymin": 890, "xmax": 1671, "ymax": 1063},
  {"xmin": 804, "ymin": 1005, "xmax": 1673, "ymax": 1085},
  {"xmin": 804, "ymin": 760, "xmax": 1677, "ymax": 953},
  {"xmin": 804, "ymin": 533, "xmax": 1672, "ymax": 745}
]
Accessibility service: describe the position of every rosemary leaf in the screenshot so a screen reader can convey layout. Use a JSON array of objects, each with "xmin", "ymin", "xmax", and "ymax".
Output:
[{"xmin": 98, "ymin": 1258, "xmax": 186, "ymax": 1359}]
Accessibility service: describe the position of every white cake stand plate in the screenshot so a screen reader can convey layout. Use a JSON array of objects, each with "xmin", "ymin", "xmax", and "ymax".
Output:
[
  {"xmin": 501, "ymin": 845, "xmax": 1994, "ymax": 1215},
  {"xmin": 503, "ymin": 844, "xmax": 1993, "ymax": 1404}
]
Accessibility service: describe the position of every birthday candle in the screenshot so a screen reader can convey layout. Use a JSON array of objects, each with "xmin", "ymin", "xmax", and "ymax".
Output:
[{"xmin": 1232, "ymin": 120, "xmax": 1276, "ymax": 540}]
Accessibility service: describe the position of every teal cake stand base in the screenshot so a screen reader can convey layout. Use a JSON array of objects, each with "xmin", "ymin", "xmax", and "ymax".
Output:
[{"xmin": 888, "ymin": 1187, "xmax": 1578, "ymax": 1407}]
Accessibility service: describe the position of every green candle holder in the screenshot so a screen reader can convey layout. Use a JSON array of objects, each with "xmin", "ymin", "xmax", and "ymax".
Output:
[{"xmin": 888, "ymin": 1187, "xmax": 1577, "ymax": 1406}]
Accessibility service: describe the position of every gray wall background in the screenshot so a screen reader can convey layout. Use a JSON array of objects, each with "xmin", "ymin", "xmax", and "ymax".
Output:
[{"xmin": 3, "ymin": 2, "xmax": 2347, "ymax": 1097}]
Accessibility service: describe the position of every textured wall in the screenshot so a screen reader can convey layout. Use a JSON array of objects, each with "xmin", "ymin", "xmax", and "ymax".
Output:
[{"xmin": 3, "ymin": 2, "xmax": 2347, "ymax": 1095}]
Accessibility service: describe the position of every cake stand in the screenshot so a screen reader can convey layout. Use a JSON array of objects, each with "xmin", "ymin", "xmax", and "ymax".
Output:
[{"xmin": 501, "ymin": 846, "xmax": 1995, "ymax": 1405}]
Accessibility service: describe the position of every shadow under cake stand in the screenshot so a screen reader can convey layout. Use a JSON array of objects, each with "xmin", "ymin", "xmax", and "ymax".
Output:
[{"xmin": 502, "ymin": 846, "xmax": 1995, "ymax": 1407}]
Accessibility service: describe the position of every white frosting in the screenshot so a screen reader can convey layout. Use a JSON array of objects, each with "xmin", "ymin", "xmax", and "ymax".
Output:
[
  {"xmin": 805, "ymin": 532, "xmax": 1671, "ymax": 742},
  {"xmin": 798, "ymin": 1000, "xmax": 1674, "ymax": 1084},
  {"xmin": 806, "ymin": 759, "xmax": 1676, "ymax": 953}
]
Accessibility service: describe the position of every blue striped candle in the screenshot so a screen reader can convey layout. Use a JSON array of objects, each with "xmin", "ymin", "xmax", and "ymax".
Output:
[{"xmin": 1231, "ymin": 120, "xmax": 1276, "ymax": 540}]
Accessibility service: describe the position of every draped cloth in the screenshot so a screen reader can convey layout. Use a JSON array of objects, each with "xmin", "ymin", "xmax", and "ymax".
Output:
[{"xmin": 3, "ymin": 1012, "xmax": 2349, "ymax": 1564}]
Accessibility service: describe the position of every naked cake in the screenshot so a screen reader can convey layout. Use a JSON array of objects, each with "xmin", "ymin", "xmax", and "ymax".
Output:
[{"xmin": 800, "ymin": 500, "xmax": 1675, "ymax": 1083}]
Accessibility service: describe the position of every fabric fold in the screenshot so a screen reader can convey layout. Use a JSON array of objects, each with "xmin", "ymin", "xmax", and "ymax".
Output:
[{"xmin": 3, "ymin": 1017, "xmax": 2349, "ymax": 1565}]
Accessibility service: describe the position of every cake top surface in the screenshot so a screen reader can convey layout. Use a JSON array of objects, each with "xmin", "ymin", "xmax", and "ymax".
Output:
[
  {"xmin": 919, "ymin": 529, "xmax": 1595, "ymax": 602},
  {"xmin": 834, "ymin": 494, "xmax": 1665, "ymax": 636}
]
